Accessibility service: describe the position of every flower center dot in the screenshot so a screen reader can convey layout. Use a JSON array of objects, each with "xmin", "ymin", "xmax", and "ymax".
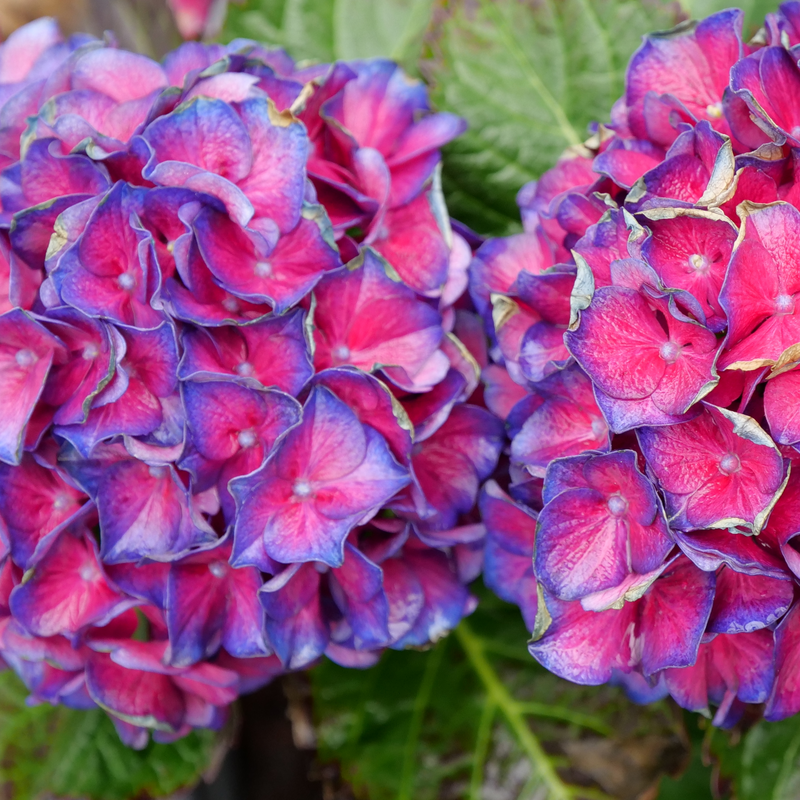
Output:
[
  {"xmin": 607, "ymin": 494, "xmax": 628, "ymax": 517},
  {"xmin": 118, "ymin": 273, "xmax": 136, "ymax": 290},
  {"xmin": 238, "ymin": 429, "xmax": 257, "ymax": 448},
  {"xmin": 659, "ymin": 341, "xmax": 680, "ymax": 363},
  {"xmin": 236, "ymin": 362, "xmax": 254, "ymax": 377},
  {"xmin": 688, "ymin": 253, "xmax": 709, "ymax": 273},
  {"xmin": 776, "ymin": 293, "xmax": 794, "ymax": 314},
  {"xmin": 222, "ymin": 297, "xmax": 240, "ymax": 312},
  {"xmin": 79, "ymin": 563, "xmax": 97, "ymax": 581},
  {"xmin": 706, "ymin": 102, "xmax": 723, "ymax": 119},
  {"xmin": 719, "ymin": 453, "xmax": 741, "ymax": 475},
  {"xmin": 83, "ymin": 344, "xmax": 99, "ymax": 360},
  {"xmin": 255, "ymin": 261, "xmax": 272, "ymax": 278},
  {"xmin": 333, "ymin": 345, "xmax": 350, "ymax": 361},
  {"xmin": 15, "ymin": 349, "xmax": 35, "ymax": 367},
  {"xmin": 591, "ymin": 418, "xmax": 607, "ymax": 438},
  {"xmin": 208, "ymin": 561, "xmax": 227, "ymax": 578},
  {"xmin": 293, "ymin": 479, "xmax": 312, "ymax": 498},
  {"xmin": 148, "ymin": 465, "xmax": 166, "ymax": 479},
  {"xmin": 52, "ymin": 492, "xmax": 71, "ymax": 511}
]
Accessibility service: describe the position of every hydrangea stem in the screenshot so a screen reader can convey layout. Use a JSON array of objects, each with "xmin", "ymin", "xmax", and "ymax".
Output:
[
  {"xmin": 398, "ymin": 639, "xmax": 446, "ymax": 800},
  {"xmin": 455, "ymin": 620, "xmax": 572, "ymax": 800}
]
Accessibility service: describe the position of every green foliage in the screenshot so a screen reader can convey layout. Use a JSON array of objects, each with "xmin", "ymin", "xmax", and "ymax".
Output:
[
  {"xmin": 311, "ymin": 587, "xmax": 690, "ymax": 800},
  {"xmin": 711, "ymin": 713, "xmax": 800, "ymax": 800},
  {"xmin": 0, "ymin": 670, "xmax": 218, "ymax": 800},
  {"xmin": 421, "ymin": 0, "xmax": 684, "ymax": 235},
  {"xmin": 683, "ymin": 0, "xmax": 780, "ymax": 34},
  {"xmin": 223, "ymin": 0, "xmax": 434, "ymax": 71}
]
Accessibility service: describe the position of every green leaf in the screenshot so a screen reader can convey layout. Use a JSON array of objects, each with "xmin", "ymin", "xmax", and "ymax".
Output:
[
  {"xmin": 706, "ymin": 711, "xmax": 800, "ymax": 800},
  {"xmin": 421, "ymin": 0, "xmax": 683, "ymax": 236},
  {"xmin": 311, "ymin": 585, "xmax": 692, "ymax": 800},
  {"xmin": 659, "ymin": 713, "xmax": 717, "ymax": 800},
  {"xmin": 735, "ymin": 715, "xmax": 800, "ymax": 800},
  {"xmin": 0, "ymin": 670, "xmax": 219, "ymax": 800},
  {"xmin": 682, "ymin": 0, "xmax": 780, "ymax": 35},
  {"xmin": 223, "ymin": 0, "xmax": 435, "ymax": 71}
]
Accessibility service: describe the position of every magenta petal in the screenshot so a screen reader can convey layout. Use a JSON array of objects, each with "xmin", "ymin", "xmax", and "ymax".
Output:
[
  {"xmin": 566, "ymin": 284, "xmax": 718, "ymax": 420},
  {"xmin": 72, "ymin": 48, "xmax": 168, "ymax": 103},
  {"xmin": 371, "ymin": 191, "xmax": 450, "ymax": 296},
  {"xmin": 312, "ymin": 249, "xmax": 443, "ymax": 378},
  {"xmin": 536, "ymin": 450, "xmax": 672, "ymax": 601},
  {"xmin": 638, "ymin": 404, "xmax": 785, "ymax": 533},
  {"xmin": 719, "ymin": 203, "xmax": 800, "ymax": 370},
  {"xmin": 708, "ymin": 567, "xmax": 792, "ymax": 634},
  {"xmin": 668, "ymin": 630, "xmax": 775, "ymax": 720},
  {"xmin": 143, "ymin": 96, "xmax": 252, "ymax": 184},
  {"xmin": 178, "ymin": 309, "xmax": 312, "ymax": 395},
  {"xmin": 85, "ymin": 651, "xmax": 185, "ymax": 732},
  {"xmin": 529, "ymin": 591, "xmax": 636, "ymax": 685},
  {"xmin": 0, "ymin": 455, "xmax": 87, "ymax": 569},
  {"xmin": 641, "ymin": 212, "xmax": 735, "ymax": 331},
  {"xmin": 764, "ymin": 369, "xmax": 800, "ymax": 445},
  {"xmin": 167, "ymin": 542, "xmax": 267, "ymax": 667},
  {"xmin": 97, "ymin": 459, "xmax": 216, "ymax": 564},
  {"xmin": 509, "ymin": 365, "xmax": 609, "ymax": 476},
  {"xmin": 329, "ymin": 543, "xmax": 388, "ymax": 649},
  {"xmin": 636, "ymin": 557, "xmax": 714, "ymax": 675},
  {"xmin": 469, "ymin": 232, "xmax": 555, "ymax": 319},
  {"xmin": 391, "ymin": 546, "xmax": 472, "ymax": 648},
  {"xmin": 409, "ymin": 405, "xmax": 505, "ymax": 527},
  {"xmin": 0, "ymin": 309, "xmax": 64, "ymax": 464},
  {"xmin": 674, "ymin": 528, "xmax": 788, "ymax": 578},
  {"xmin": 259, "ymin": 563, "xmax": 328, "ymax": 668},
  {"xmin": 183, "ymin": 379, "xmax": 300, "ymax": 462},
  {"xmin": 311, "ymin": 367, "xmax": 412, "ymax": 464},
  {"xmin": 766, "ymin": 603, "xmax": 800, "ymax": 720},
  {"xmin": 231, "ymin": 385, "xmax": 409, "ymax": 568},
  {"xmin": 235, "ymin": 97, "xmax": 308, "ymax": 233},
  {"xmin": 10, "ymin": 530, "xmax": 131, "ymax": 639}
]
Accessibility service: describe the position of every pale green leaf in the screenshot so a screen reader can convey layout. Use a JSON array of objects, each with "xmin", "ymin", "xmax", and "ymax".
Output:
[
  {"xmin": 223, "ymin": 0, "xmax": 435, "ymax": 70},
  {"xmin": 682, "ymin": 0, "xmax": 779, "ymax": 34},
  {"xmin": 421, "ymin": 0, "xmax": 684, "ymax": 235}
]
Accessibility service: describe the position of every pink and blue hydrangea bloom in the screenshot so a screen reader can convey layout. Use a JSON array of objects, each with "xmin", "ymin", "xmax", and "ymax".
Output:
[
  {"xmin": 12, "ymin": 0, "xmax": 800, "ymax": 744},
  {"xmin": 0, "ymin": 17, "xmax": 489, "ymax": 747},
  {"xmin": 466, "ymin": 4, "xmax": 800, "ymax": 726}
]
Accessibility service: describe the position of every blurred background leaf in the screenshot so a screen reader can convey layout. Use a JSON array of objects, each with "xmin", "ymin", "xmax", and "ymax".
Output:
[
  {"xmin": 224, "ymin": 0, "xmax": 435, "ymax": 69},
  {"xmin": 0, "ymin": 670, "xmax": 219, "ymax": 799}
]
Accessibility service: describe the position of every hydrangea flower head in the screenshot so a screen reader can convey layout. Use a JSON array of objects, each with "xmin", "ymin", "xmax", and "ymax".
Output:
[
  {"xmin": 473, "ymin": 5, "xmax": 800, "ymax": 726},
  {"xmin": 0, "ymin": 19, "xmax": 498, "ymax": 748}
]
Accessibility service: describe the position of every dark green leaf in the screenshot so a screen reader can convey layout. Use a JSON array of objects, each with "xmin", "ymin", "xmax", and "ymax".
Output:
[
  {"xmin": 0, "ymin": 670, "xmax": 219, "ymax": 800},
  {"xmin": 659, "ymin": 713, "xmax": 717, "ymax": 800},
  {"xmin": 421, "ymin": 0, "xmax": 683, "ymax": 236},
  {"xmin": 222, "ymin": 0, "xmax": 435, "ymax": 71},
  {"xmin": 311, "ymin": 586, "xmax": 691, "ymax": 800}
]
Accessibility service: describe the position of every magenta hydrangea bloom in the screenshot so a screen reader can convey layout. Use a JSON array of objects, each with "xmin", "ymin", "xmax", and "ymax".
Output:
[
  {"xmin": 0, "ymin": 19, "xmax": 501, "ymax": 748},
  {"xmin": 468, "ymin": 6, "xmax": 800, "ymax": 726}
]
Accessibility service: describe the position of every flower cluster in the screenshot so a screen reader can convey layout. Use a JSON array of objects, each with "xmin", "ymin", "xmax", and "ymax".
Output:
[
  {"xmin": 474, "ymin": 4, "xmax": 800, "ymax": 727},
  {"xmin": 0, "ymin": 18, "xmax": 504, "ymax": 747}
]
